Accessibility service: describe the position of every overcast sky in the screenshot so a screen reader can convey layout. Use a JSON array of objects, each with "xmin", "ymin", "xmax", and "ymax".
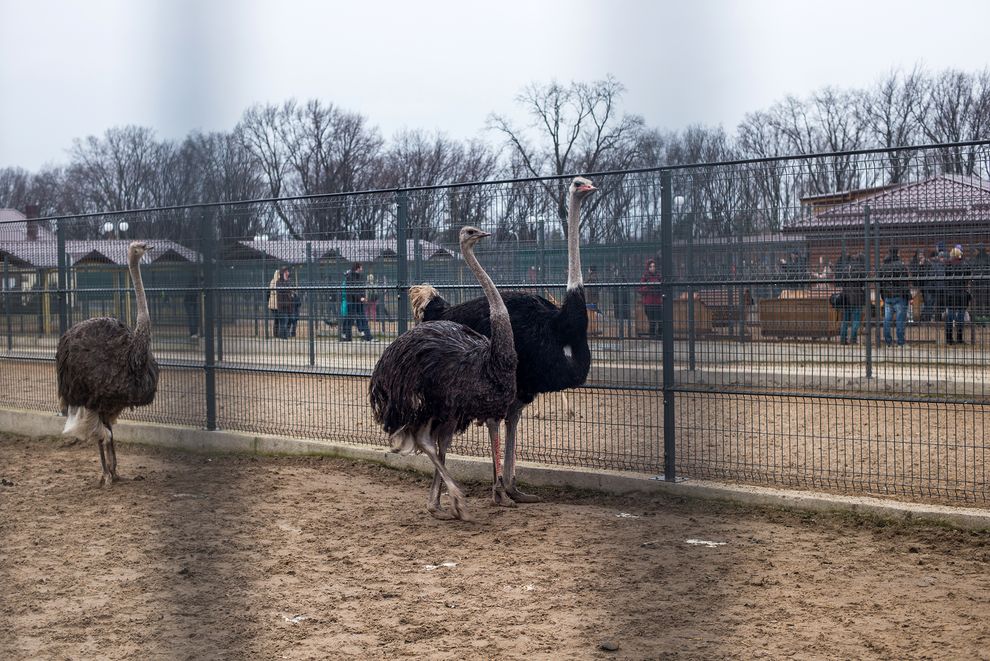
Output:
[{"xmin": 2, "ymin": 0, "xmax": 989, "ymax": 171}]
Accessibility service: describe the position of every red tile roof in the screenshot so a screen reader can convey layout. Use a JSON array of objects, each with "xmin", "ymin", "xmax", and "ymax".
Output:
[{"xmin": 786, "ymin": 175, "xmax": 990, "ymax": 231}]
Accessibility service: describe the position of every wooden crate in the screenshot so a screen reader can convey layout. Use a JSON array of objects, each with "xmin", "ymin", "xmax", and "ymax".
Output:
[{"xmin": 758, "ymin": 298, "xmax": 840, "ymax": 340}]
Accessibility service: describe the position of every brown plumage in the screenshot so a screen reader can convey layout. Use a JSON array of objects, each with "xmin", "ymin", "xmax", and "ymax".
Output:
[
  {"xmin": 369, "ymin": 226, "xmax": 516, "ymax": 521},
  {"xmin": 56, "ymin": 241, "xmax": 159, "ymax": 486}
]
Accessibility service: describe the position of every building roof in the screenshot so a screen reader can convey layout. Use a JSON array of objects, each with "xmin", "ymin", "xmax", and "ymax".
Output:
[
  {"xmin": 0, "ymin": 209, "xmax": 55, "ymax": 242},
  {"xmin": 227, "ymin": 238, "xmax": 456, "ymax": 264},
  {"xmin": 786, "ymin": 175, "xmax": 990, "ymax": 232},
  {"xmin": 0, "ymin": 239, "xmax": 199, "ymax": 269}
]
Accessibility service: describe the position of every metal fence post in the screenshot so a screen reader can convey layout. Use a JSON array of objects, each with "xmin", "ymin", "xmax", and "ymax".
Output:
[
  {"xmin": 413, "ymin": 225, "xmax": 423, "ymax": 284},
  {"xmin": 201, "ymin": 213, "xmax": 217, "ymax": 431},
  {"xmin": 56, "ymin": 220, "xmax": 68, "ymax": 338},
  {"xmin": 864, "ymin": 205, "xmax": 873, "ymax": 379},
  {"xmin": 687, "ymin": 213, "xmax": 696, "ymax": 371},
  {"xmin": 873, "ymin": 208, "xmax": 883, "ymax": 347},
  {"xmin": 660, "ymin": 170, "xmax": 676, "ymax": 481},
  {"xmin": 3, "ymin": 255, "xmax": 11, "ymax": 352},
  {"xmin": 306, "ymin": 242, "xmax": 315, "ymax": 366},
  {"xmin": 396, "ymin": 192, "xmax": 409, "ymax": 336}
]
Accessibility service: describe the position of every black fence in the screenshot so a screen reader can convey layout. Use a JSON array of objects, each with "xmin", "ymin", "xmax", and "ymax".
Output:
[{"xmin": 2, "ymin": 141, "xmax": 990, "ymax": 506}]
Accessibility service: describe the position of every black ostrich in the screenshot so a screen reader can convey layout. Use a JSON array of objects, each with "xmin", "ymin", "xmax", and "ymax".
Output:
[
  {"xmin": 369, "ymin": 226, "xmax": 516, "ymax": 521},
  {"xmin": 409, "ymin": 176, "xmax": 596, "ymax": 506},
  {"xmin": 56, "ymin": 241, "xmax": 160, "ymax": 486}
]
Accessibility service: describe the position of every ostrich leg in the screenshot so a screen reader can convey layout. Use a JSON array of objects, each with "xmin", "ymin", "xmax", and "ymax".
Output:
[
  {"xmin": 502, "ymin": 400, "xmax": 540, "ymax": 503},
  {"xmin": 486, "ymin": 419, "xmax": 515, "ymax": 507},
  {"xmin": 97, "ymin": 434, "xmax": 112, "ymax": 487},
  {"xmin": 105, "ymin": 425, "xmax": 119, "ymax": 482},
  {"xmin": 419, "ymin": 426, "xmax": 473, "ymax": 522}
]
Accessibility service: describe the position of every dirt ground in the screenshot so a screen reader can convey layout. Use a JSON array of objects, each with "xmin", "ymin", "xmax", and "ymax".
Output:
[{"xmin": 1, "ymin": 435, "xmax": 988, "ymax": 660}]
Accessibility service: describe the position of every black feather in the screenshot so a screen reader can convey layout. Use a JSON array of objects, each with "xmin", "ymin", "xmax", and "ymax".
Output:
[
  {"xmin": 419, "ymin": 288, "xmax": 590, "ymax": 404},
  {"xmin": 369, "ymin": 320, "xmax": 516, "ymax": 436}
]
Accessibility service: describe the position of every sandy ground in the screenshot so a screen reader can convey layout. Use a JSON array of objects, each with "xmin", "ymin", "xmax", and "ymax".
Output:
[{"xmin": 1, "ymin": 435, "xmax": 988, "ymax": 660}]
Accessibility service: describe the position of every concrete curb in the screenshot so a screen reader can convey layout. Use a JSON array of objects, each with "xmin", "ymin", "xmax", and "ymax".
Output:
[{"xmin": 2, "ymin": 407, "xmax": 988, "ymax": 531}]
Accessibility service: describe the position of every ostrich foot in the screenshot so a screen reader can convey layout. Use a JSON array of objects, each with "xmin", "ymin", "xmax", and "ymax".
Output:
[
  {"xmin": 506, "ymin": 480, "xmax": 540, "ymax": 504},
  {"xmin": 492, "ymin": 479, "xmax": 517, "ymax": 507},
  {"xmin": 427, "ymin": 504, "xmax": 456, "ymax": 521},
  {"xmin": 99, "ymin": 472, "xmax": 116, "ymax": 487},
  {"xmin": 448, "ymin": 489, "xmax": 475, "ymax": 522}
]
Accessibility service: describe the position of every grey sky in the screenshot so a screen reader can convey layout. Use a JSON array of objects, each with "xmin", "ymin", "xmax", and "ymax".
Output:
[{"xmin": 2, "ymin": 0, "xmax": 989, "ymax": 171}]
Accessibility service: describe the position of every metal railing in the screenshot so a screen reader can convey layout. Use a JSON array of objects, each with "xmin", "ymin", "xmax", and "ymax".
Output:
[{"xmin": 2, "ymin": 141, "xmax": 990, "ymax": 506}]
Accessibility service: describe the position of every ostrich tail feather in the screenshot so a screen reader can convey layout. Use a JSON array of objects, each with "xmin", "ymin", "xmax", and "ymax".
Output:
[
  {"xmin": 62, "ymin": 406, "xmax": 105, "ymax": 442},
  {"xmin": 389, "ymin": 428, "xmax": 418, "ymax": 456},
  {"xmin": 408, "ymin": 285, "xmax": 440, "ymax": 322}
]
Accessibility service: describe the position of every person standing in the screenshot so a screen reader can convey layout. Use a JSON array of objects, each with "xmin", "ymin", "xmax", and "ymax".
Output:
[
  {"xmin": 267, "ymin": 268, "xmax": 280, "ymax": 337},
  {"xmin": 585, "ymin": 265, "xmax": 600, "ymax": 309},
  {"xmin": 944, "ymin": 246, "xmax": 970, "ymax": 344},
  {"xmin": 183, "ymin": 272, "xmax": 201, "ymax": 339},
  {"xmin": 838, "ymin": 253, "xmax": 866, "ymax": 345},
  {"xmin": 638, "ymin": 258, "xmax": 663, "ymax": 339},
  {"xmin": 275, "ymin": 266, "xmax": 295, "ymax": 339},
  {"xmin": 340, "ymin": 262, "xmax": 374, "ymax": 342},
  {"xmin": 612, "ymin": 264, "xmax": 632, "ymax": 339},
  {"xmin": 879, "ymin": 247, "xmax": 911, "ymax": 347},
  {"xmin": 969, "ymin": 244, "xmax": 990, "ymax": 325}
]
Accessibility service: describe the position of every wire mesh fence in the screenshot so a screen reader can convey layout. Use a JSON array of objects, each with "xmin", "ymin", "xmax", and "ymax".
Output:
[{"xmin": 2, "ymin": 141, "xmax": 989, "ymax": 505}]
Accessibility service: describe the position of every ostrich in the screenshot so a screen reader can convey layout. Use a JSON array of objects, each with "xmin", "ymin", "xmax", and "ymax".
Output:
[
  {"xmin": 56, "ymin": 241, "xmax": 160, "ymax": 486},
  {"xmin": 369, "ymin": 226, "xmax": 516, "ymax": 521},
  {"xmin": 409, "ymin": 176, "xmax": 596, "ymax": 506}
]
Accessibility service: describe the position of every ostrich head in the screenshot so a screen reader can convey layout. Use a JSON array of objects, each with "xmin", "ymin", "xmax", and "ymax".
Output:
[
  {"xmin": 128, "ymin": 241, "xmax": 154, "ymax": 260},
  {"xmin": 569, "ymin": 176, "xmax": 597, "ymax": 201},
  {"xmin": 459, "ymin": 226, "xmax": 491, "ymax": 249}
]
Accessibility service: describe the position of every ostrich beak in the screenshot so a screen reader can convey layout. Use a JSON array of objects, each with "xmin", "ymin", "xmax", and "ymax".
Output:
[
  {"xmin": 478, "ymin": 231, "xmax": 492, "ymax": 238},
  {"xmin": 577, "ymin": 184, "xmax": 597, "ymax": 193}
]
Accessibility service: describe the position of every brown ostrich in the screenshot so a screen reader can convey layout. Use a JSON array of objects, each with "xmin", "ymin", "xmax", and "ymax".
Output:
[{"xmin": 56, "ymin": 241, "xmax": 160, "ymax": 486}]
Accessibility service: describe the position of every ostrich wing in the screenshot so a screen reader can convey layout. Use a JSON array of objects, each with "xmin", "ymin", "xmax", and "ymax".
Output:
[
  {"xmin": 419, "ymin": 290, "xmax": 589, "ymax": 398},
  {"xmin": 56, "ymin": 317, "xmax": 159, "ymax": 414},
  {"xmin": 369, "ymin": 320, "xmax": 516, "ymax": 436}
]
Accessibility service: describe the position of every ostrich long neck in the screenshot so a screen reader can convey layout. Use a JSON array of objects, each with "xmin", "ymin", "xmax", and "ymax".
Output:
[
  {"xmin": 566, "ymin": 191, "xmax": 583, "ymax": 291},
  {"xmin": 463, "ymin": 241, "xmax": 512, "ymax": 356},
  {"xmin": 129, "ymin": 253, "xmax": 151, "ymax": 338}
]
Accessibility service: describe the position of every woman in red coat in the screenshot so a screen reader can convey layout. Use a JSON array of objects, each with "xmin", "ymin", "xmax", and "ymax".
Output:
[{"xmin": 638, "ymin": 258, "xmax": 663, "ymax": 339}]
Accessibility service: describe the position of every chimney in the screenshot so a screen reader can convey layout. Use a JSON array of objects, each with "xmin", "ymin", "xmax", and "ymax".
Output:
[{"xmin": 25, "ymin": 204, "xmax": 40, "ymax": 241}]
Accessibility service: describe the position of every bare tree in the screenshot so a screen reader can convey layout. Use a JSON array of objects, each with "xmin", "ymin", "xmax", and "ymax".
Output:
[
  {"xmin": 856, "ymin": 67, "xmax": 925, "ymax": 183},
  {"xmin": 915, "ymin": 68, "xmax": 990, "ymax": 175},
  {"xmin": 489, "ymin": 76, "xmax": 645, "ymax": 238},
  {"xmin": 0, "ymin": 167, "xmax": 32, "ymax": 211},
  {"xmin": 66, "ymin": 126, "xmax": 173, "ymax": 211},
  {"xmin": 238, "ymin": 101, "xmax": 297, "ymax": 237}
]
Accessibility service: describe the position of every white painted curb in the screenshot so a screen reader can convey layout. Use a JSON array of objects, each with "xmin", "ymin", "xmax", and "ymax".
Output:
[{"xmin": 2, "ymin": 406, "xmax": 987, "ymax": 531}]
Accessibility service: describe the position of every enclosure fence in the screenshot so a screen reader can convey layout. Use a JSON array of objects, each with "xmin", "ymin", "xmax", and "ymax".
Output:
[{"xmin": 3, "ymin": 141, "xmax": 990, "ymax": 507}]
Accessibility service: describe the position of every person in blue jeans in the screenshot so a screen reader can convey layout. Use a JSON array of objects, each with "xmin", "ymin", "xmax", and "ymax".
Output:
[
  {"xmin": 837, "ymin": 252, "xmax": 866, "ymax": 345},
  {"xmin": 339, "ymin": 262, "xmax": 374, "ymax": 342},
  {"xmin": 879, "ymin": 247, "xmax": 911, "ymax": 347}
]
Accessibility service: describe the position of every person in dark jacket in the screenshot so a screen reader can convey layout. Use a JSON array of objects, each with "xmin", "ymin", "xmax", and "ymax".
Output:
[
  {"xmin": 838, "ymin": 253, "xmax": 866, "ymax": 345},
  {"xmin": 909, "ymin": 250, "xmax": 932, "ymax": 322},
  {"xmin": 969, "ymin": 244, "xmax": 990, "ymax": 324},
  {"xmin": 340, "ymin": 262, "xmax": 374, "ymax": 342},
  {"xmin": 274, "ymin": 266, "xmax": 296, "ymax": 339},
  {"xmin": 638, "ymin": 258, "xmax": 662, "ymax": 339},
  {"xmin": 879, "ymin": 247, "xmax": 911, "ymax": 347},
  {"xmin": 183, "ymin": 272, "xmax": 201, "ymax": 339},
  {"xmin": 612, "ymin": 264, "xmax": 632, "ymax": 339},
  {"xmin": 275, "ymin": 266, "xmax": 296, "ymax": 340},
  {"xmin": 944, "ymin": 247, "xmax": 970, "ymax": 344}
]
